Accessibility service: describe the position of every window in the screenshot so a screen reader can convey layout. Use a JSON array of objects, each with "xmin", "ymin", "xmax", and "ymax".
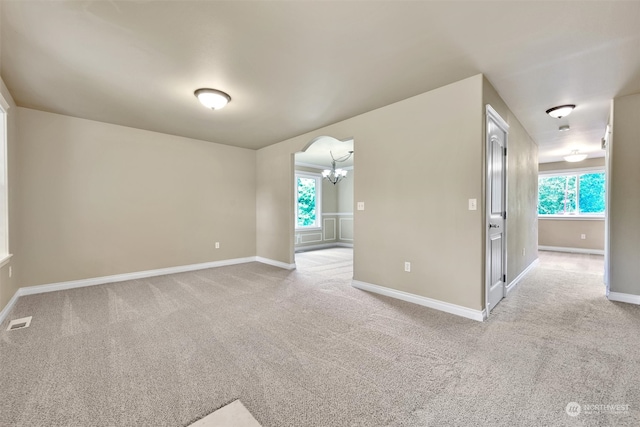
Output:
[
  {"xmin": 538, "ymin": 170, "xmax": 605, "ymax": 216},
  {"xmin": 295, "ymin": 173, "xmax": 322, "ymax": 229}
]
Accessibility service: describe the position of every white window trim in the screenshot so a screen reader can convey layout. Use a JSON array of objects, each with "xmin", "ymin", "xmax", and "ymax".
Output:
[
  {"xmin": 538, "ymin": 216, "xmax": 605, "ymax": 221},
  {"xmin": 539, "ymin": 166, "xmax": 604, "ymax": 176},
  {"xmin": 295, "ymin": 172, "xmax": 322, "ymax": 230},
  {"xmin": 0, "ymin": 92, "xmax": 9, "ymax": 259},
  {"xmin": 538, "ymin": 168, "xmax": 605, "ymax": 218},
  {"xmin": 0, "ymin": 254, "xmax": 12, "ymax": 268}
]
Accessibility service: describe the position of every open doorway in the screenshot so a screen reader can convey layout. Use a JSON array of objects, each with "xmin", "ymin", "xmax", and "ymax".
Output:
[
  {"xmin": 537, "ymin": 158, "xmax": 606, "ymax": 284},
  {"xmin": 293, "ymin": 136, "xmax": 354, "ymax": 280}
]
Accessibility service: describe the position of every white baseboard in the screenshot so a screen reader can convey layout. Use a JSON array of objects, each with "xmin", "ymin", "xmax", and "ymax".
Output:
[
  {"xmin": 18, "ymin": 257, "xmax": 257, "ymax": 297},
  {"xmin": 0, "ymin": 291, "xmax": 20, "ymax": 325},
  {"xmin": 607, "ymin": 292, "xmax": 640, "ymax": 305},
  {"xmin": 295, "ymin": 243, "xmax": 338, "ymax": 252},
  {"xmin": 352, "ymin": 280, "xmax": 484, "ymax": 322},
  {"xmin": 295, "ymin": 242, "xmax": 354, "ymax": 252},
  {"xmin": 255, "ymin": 256, "xmax": 296, "ymax": 270},
  {"xmin": 506, "ymin": 258, "xmax": 539, "ymax": 295},
  {"xmin": 539, "ymin": 246, "xmax": 604, "ymax": 255},
  {"xmin": 0, "ymin": 256, "xmax": 300, "ymax": 323},
  {"xmin": 336, "ymin": 243, "xmax": 354, "ymax": 248}
]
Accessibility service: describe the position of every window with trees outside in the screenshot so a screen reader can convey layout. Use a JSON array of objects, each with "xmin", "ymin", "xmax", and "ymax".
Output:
[
  {"xmin": 538, "ymin": 170, "xmax": 605, "ymax": 216},
  {"xmin": 295, "ymin": 173, "xmax": 322, "ymax": 229}
]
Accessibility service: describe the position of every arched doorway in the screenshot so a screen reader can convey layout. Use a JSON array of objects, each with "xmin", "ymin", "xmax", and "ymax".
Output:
[{"xmin": 293, "ymin": 136, "xmax": 354, "ymax": 279}]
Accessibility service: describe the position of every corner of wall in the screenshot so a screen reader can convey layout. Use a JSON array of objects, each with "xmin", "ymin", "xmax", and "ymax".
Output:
[
  {"xmin": 609, "ymin": 92, "xmax": 640, "ymax": 297},
  {"xmin": 482, "ymin": 77, "xmax": 539, "ymax": 289},
  {"xmin": 0, "ymin": 78, "xmax": 20, "ymax": 313}
]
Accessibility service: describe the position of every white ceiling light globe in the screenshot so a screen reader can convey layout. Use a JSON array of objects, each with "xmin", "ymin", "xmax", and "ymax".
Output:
[{"xmin": 194, "ymin": 88, "xmax": 231, "ymax": 110}]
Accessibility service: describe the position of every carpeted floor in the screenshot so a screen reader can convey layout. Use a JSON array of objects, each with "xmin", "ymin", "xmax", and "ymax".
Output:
[
  {"xmin": 1, "ymin": 250, "xmax": 638, "ymax": 426},
  {"xmin": 295, "ymin": 247, "xmax": 353, "ymax": 280}
]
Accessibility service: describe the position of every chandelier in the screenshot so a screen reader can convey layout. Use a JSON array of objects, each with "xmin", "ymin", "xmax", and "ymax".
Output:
[{"xmin": 322, "ymin": 150, "xmax": 353, "ymax": 185}]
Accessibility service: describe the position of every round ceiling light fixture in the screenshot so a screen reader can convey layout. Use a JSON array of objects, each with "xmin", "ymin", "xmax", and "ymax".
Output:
[
  {"xmin": 563, "ymin": 150, "xmax": 588, "ymax": 163},
  {"xmin": 546, "ymin": 104, "xmax": 576, "ymax": 119},
  {"xmin": 194, "ymin": 88, "xmax": 231, "ymax": 110}
]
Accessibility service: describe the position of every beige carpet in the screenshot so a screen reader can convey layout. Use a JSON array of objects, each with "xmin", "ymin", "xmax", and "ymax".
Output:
[
  {"xmin": 1, "ymin": 253, "xmax": 639, "ymax": 426},
  {"xmin": 295, "ymin": 247, "xmax": 353, "ymax": 280}
]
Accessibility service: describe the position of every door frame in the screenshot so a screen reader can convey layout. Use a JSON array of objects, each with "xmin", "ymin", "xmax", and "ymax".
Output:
[
  {"xmin": 291, "ymin": 136, "xmax": 356, "ymax": 262},
  {"xmin": 485, "ymin": 104, "xmax": 509, "ymax": 318}
]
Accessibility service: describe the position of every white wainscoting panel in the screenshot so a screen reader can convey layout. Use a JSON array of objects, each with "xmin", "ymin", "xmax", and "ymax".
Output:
[
  {"xmin": 300, "ymin": 233, "xmax": 323, "ymax": 244},
  {"xmin": 323, "ymin": 218, "xmax": 336, "ymax": 241},
  {"xmin": 339, "ymin": 218, "xmax": 354, "ymax": 241}
]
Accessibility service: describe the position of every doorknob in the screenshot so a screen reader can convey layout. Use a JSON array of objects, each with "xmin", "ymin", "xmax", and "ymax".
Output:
[{"xmin": 489, "ymin": 223, "xmax": 499, "ymax": 228}]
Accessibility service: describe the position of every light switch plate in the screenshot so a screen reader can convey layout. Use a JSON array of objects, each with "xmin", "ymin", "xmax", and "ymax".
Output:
[
  {"xmin": 357, "ymin": 202, "xmax": 365, "ymax": 211},
  {"xmin": 468, "ymin": 199, "xmax": 477, "ymax": 210}
]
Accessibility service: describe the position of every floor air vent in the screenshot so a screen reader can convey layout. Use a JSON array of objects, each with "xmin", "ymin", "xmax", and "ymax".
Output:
[{"xmin": 7, "ymin": 316, "xmax": 32, "ymax": 331}]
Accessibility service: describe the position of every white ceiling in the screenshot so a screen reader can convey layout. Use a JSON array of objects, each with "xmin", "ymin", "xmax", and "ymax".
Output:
[
  {"xmin": 295, "ymin": 136, "xmax": 354, "ymax": 169},
  {"xmin": 1, "ymin": 1, "xmax": 639, "ymax": 163}
]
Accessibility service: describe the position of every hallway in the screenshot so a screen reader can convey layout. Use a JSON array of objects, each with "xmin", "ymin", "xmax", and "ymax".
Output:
[{"xmin": 537, "ymin": 250, "xmax": 604, "ymax": 276}]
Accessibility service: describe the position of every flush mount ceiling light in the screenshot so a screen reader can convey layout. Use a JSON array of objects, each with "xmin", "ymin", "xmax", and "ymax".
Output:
[
  {"xmin": 546, "ymin": 104, "xmax": 576, "ymax": 119},
  {"xmin": 564, "ymin": 150, "xmax": 588, "ymax": 163},
  {"xmin": 559, "ymin": 125, "xmax": 570, "ymax": 132},
  {"xmin": 194, "ymin": 88, "xmax": 231, "ymax": 110}
]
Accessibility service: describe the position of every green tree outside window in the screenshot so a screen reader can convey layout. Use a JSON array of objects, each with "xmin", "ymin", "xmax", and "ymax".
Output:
[
  {"xmin": 538, "ymin": 172, "xmax": 605, "ymax": 215},
  {"xmin": 297, "ymin": 177, "xmax": 317, "ymax": 227}
]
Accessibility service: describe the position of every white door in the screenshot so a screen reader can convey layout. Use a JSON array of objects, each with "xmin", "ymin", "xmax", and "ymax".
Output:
[{"xmin": 486, "ymin": 105, "xmax": 508, "ymax": 313}]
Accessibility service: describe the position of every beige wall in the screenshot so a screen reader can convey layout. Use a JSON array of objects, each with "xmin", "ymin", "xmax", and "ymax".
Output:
[
  {"xmin": 538, "ymin": 157, "xmax": 605, "ymax": 251},
  {"xmin": 15, "ymin": 108, "xmax": 256, "ymax": 287},
  {"xmin": 482, "ymin": 78, "xmax": 539, "ymax": 285},
  {"xmin": 0, "ymin": 77, "xmax": 18, "ymax": 311},
  {"xmin": 337, "ymin": 169, "xmax": 354, "ymax": 214},
  {"xmin": 335, "ymin": 168, "xmax": 354, "ymax": 244},
  {"xmin": 539, "ymin": 220, "xmax": 604, "ymax": 250},
  {"xmin": 610, "ymin": 92, "xmax": 640, "ymax": 296},
  {"xmin": 2, "ymin": 73, "xmax": 539, "ymax": 314},
  {"xmin": 257, "ymin": 74, "xmax": 538, "ymax": 311},
  {"xmin": 258, "ymin": 75, "xmax": 486, "ymax": 310}
]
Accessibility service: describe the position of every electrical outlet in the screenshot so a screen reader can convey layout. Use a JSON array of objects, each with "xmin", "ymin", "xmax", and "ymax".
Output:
[
  {"xmin": 215, "ymin": 242, "xmax": 220, "ymax": 249},
  {"xmin": 581, "ymin": 234, "xmax": 586, "ymax": 240},
  {"xmin": 9, "ymin": 266, "xmax": 12, "ymax": 278},
  {"xmin": 522, "ymin": 248, "xmax": 526, "ymax": 256},
  {"xmin": 404, "ymin": 262, "xmax": 411, "ymax": 272},
  {"xmin": 357, "ymin": 202, "xmax": 365, "ymax": 211},
  {"xmin": 468, "ymin": 198, "xmax": 477, "ymax": 210}
]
